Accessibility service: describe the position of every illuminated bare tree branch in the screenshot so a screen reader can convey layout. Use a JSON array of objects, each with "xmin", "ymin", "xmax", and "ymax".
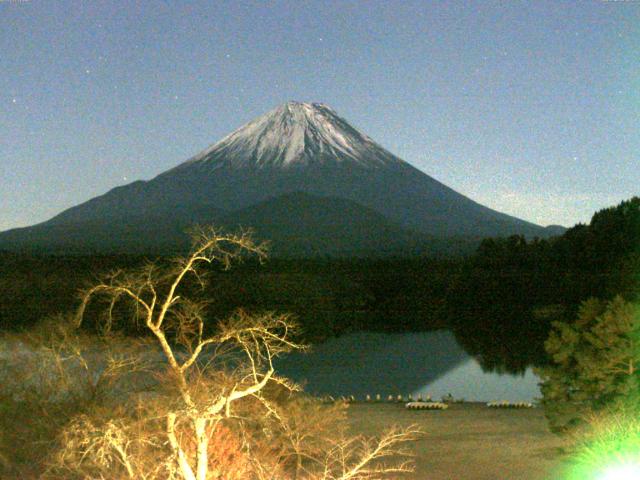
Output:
[{"xmin": 59, "ymin": 227, "xmax": 421, "ymax": 480}]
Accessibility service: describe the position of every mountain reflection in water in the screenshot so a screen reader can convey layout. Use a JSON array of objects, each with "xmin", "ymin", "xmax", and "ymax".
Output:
[{"xmin": 275, "ymin": 330, "xmax": 540, "ymax": 402}]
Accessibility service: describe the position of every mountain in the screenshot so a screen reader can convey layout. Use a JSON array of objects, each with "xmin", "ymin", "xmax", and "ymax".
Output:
[
  {"xmin": 0, "ymin": 101, "xmax": 558, "ymax": 255},
  {"xmin": 220, "ymin": 191, "xmax": 430, "ymax": 257},
  {"xmin": 542, "ymin": 225, "xmax": 568, "ymax": 237}
]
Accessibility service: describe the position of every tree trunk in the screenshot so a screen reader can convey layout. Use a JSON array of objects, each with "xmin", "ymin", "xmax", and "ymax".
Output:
[
  {"xmin": 167, "ymin": 413, "xmax": 197, "ymax": 480},
  {"xmin": 195, "ymin": 417, "xmax": 209, "ymax": 480}
]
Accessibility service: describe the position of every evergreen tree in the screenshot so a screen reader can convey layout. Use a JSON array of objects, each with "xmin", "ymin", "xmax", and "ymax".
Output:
[{"xmin": 536, "ymin": 296, "xmax": 640, "ymax": 433}]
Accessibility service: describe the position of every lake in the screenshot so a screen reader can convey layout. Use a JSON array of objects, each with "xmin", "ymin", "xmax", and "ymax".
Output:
[
  {"xmin": 275, "ymin": 330, "xmax": 541, "ymax": 402},
  {"xmin": 0, "ymin": 330, "xmax": 542, "ymax": 403}
]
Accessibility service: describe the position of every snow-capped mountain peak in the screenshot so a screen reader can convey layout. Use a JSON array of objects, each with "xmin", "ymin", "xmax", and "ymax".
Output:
[
  {"xmin": 180, "ymin": 101, "xmax": 404, "ymax": 170},
  {"xmin": 0, "ymin": 101, "xmax": 553, "ymax": 253}
]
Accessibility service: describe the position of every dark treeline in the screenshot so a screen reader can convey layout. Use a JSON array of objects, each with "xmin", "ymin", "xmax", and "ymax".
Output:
[
  {"xmin": 0, "ymin": 253, "xmax": 455, "ymax": 339},
  {"xmin": 2, "ymin": 197, "xmax": 638, "ymax": 373},
  {"xmin": 449, "ymin": 197, "xmax": 640, "ymax": 372}
]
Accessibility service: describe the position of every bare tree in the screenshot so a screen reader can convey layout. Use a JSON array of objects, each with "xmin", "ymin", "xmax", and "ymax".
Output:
[{"xmin": 50, "ymin": 227, "xmax": 422, "ymax": 480}]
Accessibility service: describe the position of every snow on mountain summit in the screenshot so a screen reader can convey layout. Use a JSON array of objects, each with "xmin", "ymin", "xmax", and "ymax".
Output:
[
  {"xmin": 179, "ymin": 101, "xmax": 405, "ymax": 170},
  {"xmin": 0, "ymin": 100, "xmax": 553, "ymax": 252}
]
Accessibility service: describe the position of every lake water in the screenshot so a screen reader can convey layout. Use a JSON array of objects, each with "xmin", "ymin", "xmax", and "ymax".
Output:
[
  {"xmin": 275, "ymin": 330, "xmax": 541, "ymax": 403},
  {"xmin": 0, "ymin": 330, "xmax": 542, "ymax": 403}
]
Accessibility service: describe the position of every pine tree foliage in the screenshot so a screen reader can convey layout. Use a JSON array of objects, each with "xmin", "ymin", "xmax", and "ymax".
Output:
[{"xmin": 536, "ymin": 296, "xmax": 640, "ymax": 433}]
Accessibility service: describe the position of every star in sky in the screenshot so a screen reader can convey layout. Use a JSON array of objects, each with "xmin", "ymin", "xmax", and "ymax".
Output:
[{"xmin": 1, "ymin": 1, "xmax": 636, "ymax": 230}]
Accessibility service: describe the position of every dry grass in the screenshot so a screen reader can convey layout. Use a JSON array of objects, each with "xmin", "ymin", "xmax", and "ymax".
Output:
[{"xmin": 345, "ymin": 402, "xmax": 569, "ymax": 480}]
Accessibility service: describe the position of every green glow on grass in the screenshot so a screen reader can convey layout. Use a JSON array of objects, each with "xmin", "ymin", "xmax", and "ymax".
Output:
[
  {"xmin": 599, "ymin": 463, "xmax": 640, "ymax": 480},
  {"xmin": 563, "ymin": 455, "xmax": 640, "ymax": 480},
  {"xmin": 558, "ymin": 404, "xmax": 640, "ymax": 480}
]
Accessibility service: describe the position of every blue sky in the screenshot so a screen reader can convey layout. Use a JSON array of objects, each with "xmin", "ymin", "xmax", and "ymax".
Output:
[{"xmin": 1, "ymin": 0, "xmax": 638, "ymax": 231}]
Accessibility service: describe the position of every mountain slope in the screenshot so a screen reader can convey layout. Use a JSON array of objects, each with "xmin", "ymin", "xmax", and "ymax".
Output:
[
  {"xmin": 219, "ymin": 191, "xmax": 429, "ymax": 257},
  {"xmin": 0, "ymin": 101, "xmax": 555, "ymax": 254}
]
